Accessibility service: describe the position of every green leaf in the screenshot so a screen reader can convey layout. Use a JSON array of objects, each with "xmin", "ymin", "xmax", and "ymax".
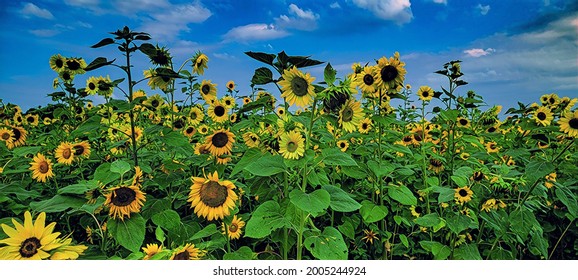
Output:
[
  {"xmin": 432, "ymin": 186, "xmax": 455, "ymax": 203},
  {"xmin": 155, "ymin": 226, "xmax": 166, "ymax": 243},
  {"xmin": 480, "ymin": 210, "xmax": 509, "ymax": 235},
  {"xmin": 446, "ymin": 213, "xmax": 471, "ymax": 234},
  {"xmin": 453, "ymin": 244, "xmax": 482, "ymax": 260},
  {"xmin": 12, "ymin": 146, "xmax": 42, "ymax": 157},
  {"xmin": 91, "ymin": 38, "xmax": 115, "ymax": 48},
  {"xmin": 231, "ymin": 148, "xmax": 265, "ymax": 176},
  {"xmin": 57, "ymin": 180, "xmax": 98, "ymax": 195},
  {"xmin": 367, "ymin": 160, "xmax": 395, "ymax": 178},
  {"xmin": 304, "ymin": 227, "xmax": 348, "ymax": 260},
  {"xmin": 489, "ymin": 247, "xmax": 515, "ymax": 260},
  {"xmin": 251, "ymin": 67, "xmax": 274, "ymax": 85},
  {"xmin": 30, "ymin": 195, "xmax": 85, "ymax": 213},
  {"xmin": 419, "ymin": 241, "xmax": 451, "ymax": 260},
  {"xmin": 138, "ymin": 43, "xmax": 156, "ymax": 56},
  {"xmin": 509, "ymin": 208, "xmax": 539, "ymax": 241},
  {"xmin": 244, "ymin": 154, "xmax": 286, "ymax": 177},
  {"xmin": 555, "ymin": 186, "xmax": 578, "ymax": 220},
  {"xmin": 84, "ymin": 57, "xmax": 115, "ymax": 71},
  {"xmin": 387, "ymin": 185, "xmax": 417, "ymax": 206},
  {"xmin": 322, "ymin": 185, "xmax": 361, "ymax": 212},
  {"xmin": 324, "ymin": 63, "xmax": 336, "ymax": 85},
  {"xmin": 94, "ymin": 163, "xmax": 120, "ymax": 185},
  {"xmin": 290, "ymin": 189, "xmax": 330, "ymax": 217},
  {"xmin": 108, "ymin": 214, "xmax": 146, "ymax": 253},
  {"xmin": 151, "ymin": 209, "xmax": 181, "ymax": 231},
  {"xmin": 451, "ymin": 175, "xmax": 468, "ymax": 187},
  {"xmin": 399, "ymin": 234, "xmax": 409, "ymax": 248},
  {"xmin": 190, "ymin": 224, "xmax": 219, "ymax": 241},
  {"xmin": 338, "ymin": 220, "xmax": 355, "ymax": 240},
  {"xmin": 530, "ymin": 230, "xmax": 549, "ymax": 259},
  {"xmin": 359, "ymin": 200, "xmax": 388, "ymax": 223},
  {"xmin": 245, "ymin": 201, "xmax": 289, "ymax": 238},
  {"xmin": 223, "ymin": 246, "xmax": 256, "ymax": 260},
  {"xmin": 288, "ymin": 56, "xmax": 324, "ymax": 68},
  {"xmin": 141, "ymin": 198, "xmax": 171, "ymax": 220},
  {"xmin": 245, "ymin": 51, "xmax": 276, "ymax": 66},
  {"xmin": 525, "ymin": 159, "xmax": 555, "ymax": 183},
  {"xmin": 110, "ymin": 160, "xmax": 131, "ymax": 175},
  {"xmin": 415, "ymin": 213, "xmax": 442, "ymax": 227},
  {"xmin": 71, "ymin": 115, "xmax": 102, "ymax": 137},
  {"xmin": 320, "ymin": 148, "xmax": 357, "ymax": 166}
]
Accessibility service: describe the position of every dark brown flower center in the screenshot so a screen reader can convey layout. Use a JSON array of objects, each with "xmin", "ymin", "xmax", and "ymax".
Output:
[
  {"xmin": 569, "ymin": 118, "xmax": 578, "ymax": 129},
  {"xmin": 62, "ymin": 148, "xmax": 72, "ymax": 159},
  {"xmin": 212, "ymin": 132, "xmax": 229, "ymax": 148},
  {"xmin": 27, "ymin": 116, "xmax": 35, "ymax": 123},
  {"xmin": 186, "ymin": 127, "xmax": 195, "ymax": 134},
  {"xmin": 339, "ymin": 142, "xmax": 346, "ymax": 148},
  {"xmin": 229, "ymin": 223, "xmax": 238, "ymax": 232},
  {"xmin": 173, "ymin": 250, "xmax": 190, "ymax": 260},
  {"xmin": 341, "ymin": 107, "xmax": 353, "ymax": 122},
  {"xmin": 55, "ymin": 58, "xmax": 64, "ymax": 68},
  {"xmin": 380, "ymin": 65, "xmax": 398, "ymax": 83},
  {"xmin": 363, "ymin": 74, "xmax": 374, "ymax": 86},
  {"xmin": 459, "ymin": 119, "xmax": 468, "ymax": 126},
  {"xmin": 473, "ymin": 171, "xmax": 484, "ymax": 181},
  {"xmin": 459, "ymin": 189, "xmax": 468, "ymax": 197},
  {"xmin": 111, "ymin": 187, "xmax": 136, "ymax": 207},
  {"xmin": 202, "ymin": 84, "xmax": 211, "ymax": 95},
  {"xmin": 74, "ymin": 145, "xmax": 85, "ymax": 155},
  {"xmin": 214, "ymin": 105, "xmax": 225, "ymax": 117},
  {"xmin": 287, "ymin": 141, "xmax": 298, "ymax": 152},
  {"xmin": 89, "ymin": 82, "xmax": 96, "ymax": 90},
  {"xmin": 422, "ymin": 90, "xmax": 430, "ymax": 97},
  {"xmin": 430, "ymin": 159, "xmax": 442, "ymax": 167},
  {"xmin": 66, "ymin": 60, "xmax": 81, "ymax": 70},
  {"xmin": 537, "ymin": 112, "xmax": 547, "ymax": 120},
  {"xmin": 200, "ymin": 181, "xmax": 228, "ymax": 207},
  {"xmin": 20, "ymin": 237, "xmax": 41, "ymax": 258},
  {"xmin": 362, "ymin": 123, "xmax": 368, "ymax": 129},
  {"xmin": 38, "ymin": 161, "xmax": 49, "ymax": 173},
  {"xmin": 487, "ymin": 127, "xmax": 496, "ymax": 133},
  {"xmin": 151, "ymin": 99, "xmax": 160, "ymax": 108},
  {"xmin": 1, "ymin": 132, "xmax": 10, "ymax": 140},
  {"xmin": 290, "ymin": 76, "xmax": 308, "ymax": 97}
]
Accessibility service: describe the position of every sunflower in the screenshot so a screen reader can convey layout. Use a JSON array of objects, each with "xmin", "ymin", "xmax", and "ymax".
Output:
[
  {"xmin": 243, "ymin": 97, "xmax": 252, "ymax": 105},
  {"xmin": 559, "ymin": 110, "xmax": 578, "ymax": 137},
  {"xmin": 144, "ymin": 69, "xmax": 171, "ymax": 91},
  {"xmin": 481, "ymin": 198, "xmax": 498, "ymax": 212},
  {"xmin": 354, "ymin": 66, "xmax": 377, "ymax": 95},
  {"xmin": 55, "ymin": 142, "xmax": 75, "ymax": 165},
  {"xmin": 454, "ymin": 186, "xmax": 473, "ymax": 204},
  {"xmin": 410, "ymin": 205, "xmax": 422, "ymax": 218},
  {"xmin": 358, "ymin": 118, "xmax": 372, "ymax": 134},
  {"xmin": 149, "ymin": 45, "xmax": 171, "ymax": 66},
  {"xmin": 485, "ymin": 141, "xmax": 499, "ymax": 153},
  {"xmin": 222, "ymin": 215, "xmax": 245, "ymax": 240},
  {"xmin": 375, "ymin": 52, "xmax": 406, "ymax": 91},
  {"xmin": 183, "ymin": 126, "xmax": 197, "ymax": 138},
  {"xmin": 229, "ymin": 113, "xmax": 237, "ymax": 123},
  {"xmin": 142, "ymin": 244, "xmax": 164, "ymax": 260},
  {"xmin": 399, "ymin": 135, "xmax": 413, "ymax": 146},
  {"xmin": 215, "ymin": 152, "xmax": 233, "ymax": 165},
  {"xmin": 197, "ymin": 124, "xmax": 209, "ymax": 135},
  {"xmin": 132, "ymin": 166, "xmax": 144, "ymax": 187},
  {"xmin": 104, "ymin": 185, "xmax": 146, "ymax": 220},
  {"xmin": 188, "ymin": 106, "xmax": 204, "ymax": 125},
  {"xmin": 222, "ymin": 96, "xmax": 236, "ymax": 108},
  {"xmin": 0, "ymin": 211, "xmax": 64, "ymax": 260},
  {"xmin": 73, "ymin": 141, "xmax": 91, "ymax": 159},
  {"xmin": 417, "ymin": 85, "xmax": 434, "ymax": 101},
  {"xmin": 276, "ymin": 107, "xmax": 286, "ymax": 117},
  {"xmin": 207, "ymin": 100, "xmax": 228, "ymax": 123},
  {"xmin": 278, "ymin": 66, "xmax": 316, "ymax": 108},
  {"xmin": 188, "ymin": 171, "xmax": 239, "ymax": 221},
  {"xmin": 456, "ymin": 117, "xmax": 470, "ymax": 128},
  {"xmin": 65, "ymin": 57, "xmax": 87, "ymax": 75},
  {"xmin": 85, "ymin": 76, "xmax": 99, "ymax": 95},
  {"xmin": 337, "ymin": 140, "xmax": 349, "ymax": 152},
  {"xmin": 29, "ymin": 153, "xmax": 54, "ymax": 183},
  {"xmin": 533, "ymin": 106, "xmax": 553, "ymax": 126},
  {"xmin": 49, "ymin": 54, "xmax": 66, "ymax": 72},
  {"xmin": 242, "ymin": 132, "xmax": 260, "ymax": 148},
  {"xmin": 194, "ymin": 143, "xmax": 211, "ymax": 155},
  {"xmin": 193, "ymin": 52, "xmax": 209, "ymax": 75},
  {"xmin": 460, "ymin": 152, "xmax": 470, "ymax": 160},
  {"xmin": 200, "ymin": 80, "xmax": 217, "ymax": 103},
  {"xmin": 428, "ymin": 158, "xmax": 444, "ymax": 173},
  {"xmin": 544, "ymin": 172, "xmax": 557, "ymax": 189},
  {"xmin": 170, "ymin": 243, "xmax": 204, "ymax": 260},
  {"xmin": 205, "ymin": 128, "xmax": 235, "ymax": 157},
  {"xmin": 145, "ymin": 94, "xmax": 166, "ymax": 112},
  {"xmin": 59, "ymin": 70, "xmax": 75, "ymax": 83},
  {"xmin": 361, "ymin": 229, "xmax": 379, "ymax": 245},
  {"xmin": 25, "ymin": 114, "xmax": 39, "ymax": 127},
  {"xmin": 0, "ymin": 128, "xmax": 14, "ymax": 148},
  {"xmin": 226, "ymin": 80, "xmax": 236, "ymax": 92},
  {"xmin": 278, "ymin": 130, "xmax": 305, "ymax": 160},
  {"xmin": 338, "ymin": 99, "xmax": 364, "ymax": 133},
  {"xmin": 96, "ymin": 75, "xmax": 114, "ymax": 97},
  {"xmin": 49, "ymin": 236, "xmax": 88, "ymax": 260}
]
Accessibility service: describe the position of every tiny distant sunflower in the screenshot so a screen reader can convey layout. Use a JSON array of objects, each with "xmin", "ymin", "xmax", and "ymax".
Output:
[
  {"xmin": 456, "ymin": 117, "xmax": 470, "ymax": 128},
  {"xmin": 200, "ymin": 80, "xmax": 217, "ymax": 103},
  {"xmin": 338, "ymin": 99, "xmax": 364, "ymax": 133},
  {"xmin": 104, "ymin": 185, "xmax": 146, "ymax": 220},
  {"xmin": 278, "ymin": 66, "xmax": 316, "ymax": 108},
  {"xmin": 49, "ymin": 54, "xmax": 66, "ymax": 72},
  {"xmin": 96, "ymin": 75, "xmax": 114, "ymax": 97},
  {"xmin": 428, "ymin": 158, "xmax": 444, "ymax": 173},
  {"xmin": 481, "ymin": 199, "xmax": 498, "ymax": 212},
  {"xmin": 197, "ymin": 124, "xmax": 209, "ymax": 135},
  {"xmin": 208, "ymin": 99, "xmax": 229, "ymax": 123},
  {"xmin": 194, "ymin": 143, "xmax": 211, "ymax": 155},
  {"xmin": 59, "ymin": 70, "xmax": 75, "ymax": 83},
  {"xmin": 0, "ymin": 128, "xmax": 14, "ymax": 148},
  {"xmin": 533, "ymin": 106, "xmax": 553, "ymax": 126},
  {"xmin": 145, "ymin": 94, "xmax": 165, "ymax": 112},
  {"xmin": 558, "ymin": 110, "xmax": 578, "ymax": 137},
  {"xmin": 226, "ymin": 80, "xmax": 236, "ymax": 92},
  {"xmin": 337, "ymin": 140, "xmax": 349, "ymax": 152},
  {"xmin": 417, "ymin": 85, "xmax": 434, "ymax": 101},
  {"xmin": 243, "ymin": 97, "xmax": 252, "ymax": 105},
  {"xmin": 485, "ymin": 141, "xmax": 499, "ymax": 153},
  {"xmin": 400, "ymin": 135, "xmax": 413, "ymax": 146},
  {"xmin": 188, "ymin": 106, "xmax": 204, "ymax": 125},
  {"xmin": 193, "ymin": 52, "xmax": 209, "ymax": 75},
  {"xmin": 65, "ymin": 57, "xmax": 87, "ymax": 75},
  {"xmin": 85, "ymin": 76, "xmax": 99, "ymax": 95},
  {"xmin": 276, "ymin": 107, "xmax": 286, "ymax": 117},
  {"xmin": 544, "ymin": 172, "xmax": 557, "ymax": 189},
  {"xmin": 188, "ymin": 171, "xmax": 238, "ymax": 221},
  {"xmin": 229, "ymin": 113, "xmax": 237, "ymax": 123},
  {"xmin": 222, "ymin": 215, "xmax": 245, "ymax": 240},
  {"xmin": 205, "ymin": 128, "xmax": 235, "ymax": 157},
  {"xmin": 375, "ymin": 52, "xmax": 406, "ymax": 91},
  {"xmin": 410, "ymin": 205, "xmax": 423, "ymax": 218},
  {"xmin": 361, "ymin": 229, "xmax": 379, "ymax": 245},
  {"xmin": 278, "ymin": 130, "xmax": 305, "ymax": 160},
  {"xmin": 142, "ymin": 244, "xmax": 164, "ymax": 260},
  {"xmin": 25, "ymin": 114, "xmax": 39, "ymax": 127},
  {"xmin": 183, "ymin": 126, "xmax": 197, "ymax": 138},
  {"xmin": 454, "ymin": 186, "xmax": 473, "ymax": 204},
  {"xmin": 354, "ymin": 66, "xmax": 378, "ymax": 95},
  {"xmin": 0, "ymin": 211, "xmax": 62, "ymax": 260},
  {"xmin": 358, "ymin": 118, "xmax": 372, "ymax": 134},
  {"xmin": 55, "ymin": 142, "xmax": 75, "ymax": 165},
  {"xmin": 29, "ymin": 153, "xmax": 54, "ymax": 183},
  {"xmin": 170, "ymin": 243, "xmax": 204, "ymax": 260},
  {"xmin": 72, "ymin": 141, "xmax": 91, "ymax": 159},
  {"xmin": 222, "ymin": 96, "xmax": 236, "ymax": 108},
  {"xmin": 242, "ymin": 132, "xmax": 260, "ymax": 148}
]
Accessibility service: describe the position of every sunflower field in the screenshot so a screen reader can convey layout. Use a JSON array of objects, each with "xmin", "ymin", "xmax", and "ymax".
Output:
[{"xmin": 1, "ymin": 26, "xmax": 577, "ymax": 260}]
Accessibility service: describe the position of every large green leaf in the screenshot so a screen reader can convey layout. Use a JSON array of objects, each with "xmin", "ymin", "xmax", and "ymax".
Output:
[
  {"xmin": 320, "ymin": 148, "xmax": 358, "ymax": 166},
  {"xmin": 30, "ymin": 195, "xmax": 85, "ymax": 213},
  {"xmin": 151, "ymin": 209, "xmax": 181, "ymax": 231},
  {"xmin": 555, "ymin": 186, "xmax": 578, "ymax": 220},
  {"xmin": 304, "ymin": 227, "xmax": 348, "ymax": 260},
  {"xmin": 108, "ymin": 214, "xmax": 146, "ymax": 253},
  {"xmin": 415, "ymin": 213, "xmax": 442, "ymax": 227},
  {"xmin": 419, "ymin": 241, "xmax": 451, "ymax": 260},
  {"xmin": 510, "ymin": 208, "xmax": 539, "ymax": 241},
  {"xmin": 525, "ymin": 159, "xmax": 555, "ymax": 183},
  {"xmin": 322, "ymin": 185, "xmax": 361, "ymax": 212},
  {"xmin": 223, "ymin": 246, "xmax": 256, "ymax": 260},
  {"xmin": 453, "ymin": 243, "xmax": 482, "ymax": 260},
  {"xmin": 359, "ymin": 200, "xmax": 388, "ymax": 223},
  {"xmin": 290, "ymin": 189, "xmax": 330, "ymax": 217},
  {"xmin": 387, "ymin": 185, "xmax": 417, "ymax": 206},
  {"xmin": 446, "ymin": 213, "xmax": 471, "ymax": 234},
  {"xmin": 141, "ymin": 198, "xmax": 171, "ymax": 220},
  {"xmin": 244, "ymin": 201, "xmax": 289, "ymax": 238},
  {"xmin": 231, "ymin": 148, "xmax": 265, "ymax": 176},
  {"xmin": 94, "ymin": 163, "xmax": 120, "ymax": 185},
  {"xmin": 251, "ymin": 67, "xmax": 274, "ymax": 85},
  {"xmin": 190, "ymin": 224, "xmax": 219, "ymax": 241},
  {"xmin": 244, "ymin": 154, "xmax": 286, "ymax": 176},
  {"xmin": 58, "ymin": 180, "xmax": 99, "ymax": 195},
  {"xmin": 367, "ymin": 160, "xmax": 395, "ymax": 178}
]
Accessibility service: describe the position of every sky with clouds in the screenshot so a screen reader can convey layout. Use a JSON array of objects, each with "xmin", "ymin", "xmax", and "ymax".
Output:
[{"xmin": 0, "ymin": 0, "xmax": 576, "ymax": 111}]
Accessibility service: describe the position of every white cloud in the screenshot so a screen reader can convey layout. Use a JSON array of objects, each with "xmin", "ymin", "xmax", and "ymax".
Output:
[
  {"xmin": 21, "ymin": 2, "xmax": 54, "ymax": 20},
  {"xmin": 275, "ymin": 4, "xmax": 320, "ymax": 31},
  {"xmin": 140, "ymin": 2, "xmax": 211, "ymax": 41},
  {"xmin": 29, "ymin": 29, "xmax": 60, "ymax": 37},
  {"xmin": 476, "ymin": 4, "xmax": 490, "ymax": 15},
  {"xmin": 464, "ymin": 48, "xmax": 496, "ymax": 57},
  {"xmin": 213, "ymin": 52, "xmax": 236, "ymax": 60},
  {"xmin": 330, "ymin": 2, "xmax": 341, "ymax": 9},
  {"xmin": 223, "ymin": 24, "xmax": 289, "ymax": 42},
  {"xmin": 352, "ymin": 0, "xmax": 413, "ymax": 24},
  {"xmin": 432, "ymin": 0, "xmax": 447, "ymax": 4},
  {"xmin": 64, "ymin": 0, "xmax": 103, "ymax": 14}
]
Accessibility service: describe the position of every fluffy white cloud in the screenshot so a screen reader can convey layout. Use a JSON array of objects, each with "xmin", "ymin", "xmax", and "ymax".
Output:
[
  {"xmin": 432, "ymin": 0, "xmax": 447, "ymax": 4},
  {"xmin": 330, "ymin": 2, "xmax": 341, "ymax": 9},
  {"xmin": 140, "ymin": 2, "xmax": 211, "ymax": 41},
  {"xmin": 477, "ymin": 4, "xmax": 490, "ymax": 15},
  {"xmin": 29, "ymin": 29, "xmax": 60, "ymax": 37},
  {"xmin": 223, "ymin": 24, "xmax": 289, "ymax": 42},
  {"xmin": 352, "ymin": 0, "xmax": 413, "ymax": 24},
  {"xmin": 275, "ymin": 4, "xmax": 320, "ymax": 31},
  {"xmin": 464, "ymin": 48, "xmax": 496, "ymax": 57},
  {"xmin": 21, "ymin": 2, "xmax": 54, "ymax": 20}
]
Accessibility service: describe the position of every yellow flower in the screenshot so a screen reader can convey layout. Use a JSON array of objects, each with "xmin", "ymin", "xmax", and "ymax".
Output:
[
  {"xmin": 104, "ymin": 185, "xmax": 146, "ymax": 220},
  {"xmin": 188, "ymin": 171, "xmax": 239, "ymax": 221},
  {"xmin": 417, "ymin": 85, "xmax": 434, "ymax": 101},
  {"xmin": 278, "ymin": 66, "xmax": 316, "ymax": 108},
  {"xmin": 29, "ymin": 153, "xmax": 54, "ymax": 183},
  {"xmin": 200, "ymin": 80, "xmax": 217, "ymax": 103},
  {"xmin": 204, "ymin": 128, "xmax": 235, "ymax": 157},
  {"xmin": 55, "ymin": 142, "xmax": 75, "ymax": 165},
  {"xmin": 278, "ymin": 130, "xmax": 305, "ymax": 160},
  {"xmin": 455, "ymin": 186, "xmax": 473, "ymax": 204},
  {"xmin": 544, "ymin": 172, "xmax": 556, "ymax": 189},
  {"xmin": 559, "ymin": 110, "xmax": 578, "ymax": 137},
  {"xmin": 533, "ymin": 106, "xmax": 553, "ymax": 126},
  {"xmin": 338, "ymin": 99, "xmax": 364, "ymax": 133},
  {"xmin": 170, "ymin": 243, "xmax": 205, "ymax": 260},
  {"xmin": 222, "ymin": 215, "xmax": 245, "ymax": 240}
]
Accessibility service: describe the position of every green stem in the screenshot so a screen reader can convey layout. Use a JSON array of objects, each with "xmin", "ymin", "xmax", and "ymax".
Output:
[
  {"xmin": 296, "ymin": 212, "xmax": 307, "ymax": 260},
  {"xmin": 548, "ymin": 219, "xmax": 574, "ymax": 260}
]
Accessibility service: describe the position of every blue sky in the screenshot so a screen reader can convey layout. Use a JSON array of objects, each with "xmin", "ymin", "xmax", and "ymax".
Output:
[{"xmin": 0, "ymin": 0, "xmax": 576, "ymax": 112}]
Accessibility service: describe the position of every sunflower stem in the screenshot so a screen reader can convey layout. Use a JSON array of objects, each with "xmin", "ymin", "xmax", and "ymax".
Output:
[{"xmin": 549, "ymin": 219, "xmax": 574, "ymax": 260}]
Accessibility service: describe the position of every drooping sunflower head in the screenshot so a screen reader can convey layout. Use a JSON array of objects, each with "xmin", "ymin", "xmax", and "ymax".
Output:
[
  {"xmin": 55, "ymin": 142, "xmax": 75, "ymax": 165},
  {"xmin": 200, "ymin": 80, "xmax": 217, "ymax": 103},
  {"xmin": 222, "ymin": 215, "xmax": 245, "ymax": 240},
  {"xmin": 338, "ymin": 99, "xmax": 364, "ymax": 133},
  {"xmin": 242, "ymin": 132, "xmax": 260, "ymax": 148},
  {"xmin": 188, "ymin": 171, "xmax": 239, "ymax": 221},
  {"xmin": 192, "ymin": 52, "xmax": 209, "ymax": 75},
  {"xmin": 104, "ymin": 185, "xmax": 146, "ymax": 220},
  {"xmin": 149, "ymin": 45, "xmax": 171, "ymax": 67},
  {"xmin": 278, "ymin": 130, "xmax": 305, "ymax": 160},
  {"xmin": 428, "ymin": 158, "xmax": 444, "ymax": 173},
  {"xmin": 454, "ymin": 186, "xmax": 473, "ymax": 204},
  {"xmin": 29, "ymin": 153, "xmax": 54, "ymax": 183},
  {"xmin": 205, "ymin": 128, "xmax": 235, "ymax": 157},
  {"xmin": 170, "ymin": 243, "xmax": 205, "ymax": 260},
  {"xmin": 278, "ymin": 66, "xmax": 316, "ymax": 108}
]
